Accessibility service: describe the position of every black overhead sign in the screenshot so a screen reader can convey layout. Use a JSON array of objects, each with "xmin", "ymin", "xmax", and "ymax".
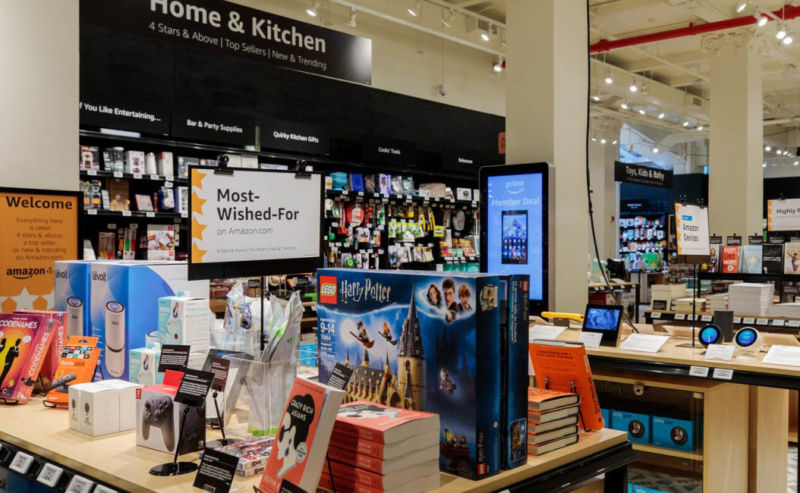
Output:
[
  {"xmin": 442, "ymin": 150, "xmax": 484, "ymax": 172},
  {"xmin": 614, "ymin": 161, "xmax": 673, "ymax": 188},
  {"xmin": 261, "ymin": 118, "xmax": 329, "ymax": 154},
  {"xmin": 172, "ymin": 105, "xmax": 255, "ymax": 146},
  {"xmin": 80, "ymin": 0, "xmax": 372, "ymax": 85},
  {"xmin": 79, "ymin": 98, "xmax": 170, "ymax": 134},
  {"xmin": 362, "ymin": 136, "xmax": 416, "ymax": 165}
]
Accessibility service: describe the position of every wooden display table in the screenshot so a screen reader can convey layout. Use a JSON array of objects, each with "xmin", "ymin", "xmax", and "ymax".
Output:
[{"xmin": 0, "ymin": 397, "xmax": 634, "ymax": 493}]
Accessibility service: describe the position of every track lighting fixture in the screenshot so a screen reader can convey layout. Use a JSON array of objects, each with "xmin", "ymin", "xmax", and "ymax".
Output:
[
  {"xmin": 481, "ymin": 29, "xmax": 491, "ymax": 42},
  {"xmin": 777, "ymin": 24, "xmax": 787, "ymax": 40},
  {"xmin": 697, "ymin": 125, "xmax": 704, "ymax": 131},
  {"xmin": 629, "ymin": 82, "xmax": 638, "ymax": 93},
  {"xmin": 604, "ymin": 70, "xmax": 613, "ymax": 85},
  {"xmin": 441, "ymin": 8, "xmax": 454, "ymax": 29},
  {"xmin": 736, "ymin": 2, "xmax": 747, "ymax": 13},
  {"xmin": 784, "ymin": 33, "xmax": 794, "ymax": 45},
  {"xmin": 346, "ymin": 7, "xmax": 357, "ymax": 27},
  {"xmin": 620, "ymin": 101, "xmax": 629, "ymax": 110},
  {"xmin": 776, "ymin": 148, "xmax": 783, "ymax": 155},
  {"xmin": 306, "ymin": 0, "xmax": 319, "ymax": 17},
  {"xmin": 408, "ymin": 0, "xmax": 421, "ymax": 17},
  {"xmin": 601, "ymin": 138, "xmax": 607, "ymax": 144},
  {"xmin": 638, "ymin": 108, "xmax": 646, "ymax": 115},
  {"xmin": 794, "ymin": 161, "xmax": 799, "ymax": 166},
  {"xmin": 612, "ymin": 139, "xmax": 618, "ymax": 145},
  {"xmin": 682, "ymin": 121, "xmax": 690, "ymax": 127},
  {"xmin": 653, "ymin": 146, "xmax": 660, "ymax": 154},
  {"xmin": 592, "ymin": 95, "xmax": 600, "ymax": 101},
  {"xmin": 756, "ymin": 13, "xmax": 768, "ymax": 27},
  {"xmin": 766, "ymin": 145, "xmax": 772, "ymax": 151},
  {"xmin": 591, "ymin": 136, "xmax": 597, "ymax": 142},
  {"xmin": 492, "ymin": 56, "xmax": 505, "ymax": 73},
  {"xmin": 658, "ymin": 112, "xmax": 665, "ymax": 119}
]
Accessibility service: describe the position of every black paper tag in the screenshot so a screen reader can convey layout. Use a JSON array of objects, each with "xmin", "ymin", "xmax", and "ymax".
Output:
[
  {"xmin": 748, "ymin": 235, "xmax": 764, "ymax": 245},
  {"xmin": 726, "ymin": 235, "xmax": 742, "ymax": 246},
  {"xmin": 652, "ymin": 300, "xmax": 668, "ymax": 311},
  {"xmin": 158, "ymin": 345, "xmax": 191, "ymax": 372},
  {"xmin": 175, "ymin": 368, "xmax": 214, "ymax": 407},
  {"xmin": 193, "ymin": 448, "xmax": 239, "ymax": 493},
  {"xmin": 280, "ymin": 479, "xmax": 309, "ymax": 493},
  {"xmin": 326, "ymin": 363, "xmax": 353, "ymax": 391},
  {"xmin": 210, "ymin": 357, "xmax": 231, "ymax": 392}
]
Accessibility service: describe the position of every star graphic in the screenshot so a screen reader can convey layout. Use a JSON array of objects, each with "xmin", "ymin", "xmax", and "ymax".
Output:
[
  {"xmin": 1, "ymin": 297, "xmax": 15, "ymax": 313},
  {"xmin": 192, "ymin": 217, "xmax": 208, "ymax": 241},
  {"xmin": 191, "ymin": 169, "xmax": 208, "ymax": 189},
  {"xmin": 192, "ymin": 243, "xmax": 208, "ymax": 263},
  {"xmin": 11, "ymin": 287, "xmax": 38, "ymax": 311},
  {"xmin": 191, "ymin": 191, "xmax": 207, "ymax": 216}
]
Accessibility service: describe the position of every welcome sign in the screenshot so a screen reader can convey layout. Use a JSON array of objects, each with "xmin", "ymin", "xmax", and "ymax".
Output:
[{"xmin": 80, "ymin": 0, "xmax": 373, "ymax": 85}]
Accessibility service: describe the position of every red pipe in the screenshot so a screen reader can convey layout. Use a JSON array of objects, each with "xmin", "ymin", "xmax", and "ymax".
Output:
[{"xmin": 590, "ymin": 4, "xmax": 800, "ymax": 53}]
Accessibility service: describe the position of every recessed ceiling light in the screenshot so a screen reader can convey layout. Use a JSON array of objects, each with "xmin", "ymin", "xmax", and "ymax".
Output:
[
  {"xmin": 777, "ymin": 148, "xmax": 783, "ymax": 155},
  {"xmin": 697, "ymin": 125, "xmax": 704, "ymax": 131},
  {"xmin": 683, "ymin": 121, "xmax": 690, "ymax": 127},
  {"xmin": 621, "ymin": 102, "xmax": 629, "ymax": 110},
  {"xmin": 591, "ymin": 136, "xmax": 597, "ymax": 142},
  {"xmin": 629, "ymin": 83, "xmax": 638, "ymax": 93},
  {"xmin": 653, "ymin": 147, "xmax": 660, "ymax": 154},
  {"xmin": 658, "ymin": 113, "xmax": 665, "ymax": 119},
  {"xmin": 408, "ymin": 0, "xmax": 421, "ymax": 17},
  {"xmin": 638, "ymin": 109, "xmax": 646, "ymax": 115},
  {"xmin": 757, "ymin": 14, "xmax": 768, "ymax": 27},
  {"xmin": 306, "ymin": 0, "xmax": 319, "ymax": 17},
  {"xmin": 736, "ymin": 2, "xmax": 747, "ymax": 13},
  {"xmin": 592, "ymin": 95, "xmax": 600, "ymax": 101},
  {"xmin": 777, "ymin": 26, "xmax": 787, "ymax": 40},
  {"xmin": 601, "ymin": 138, "xmax": 607, "ymax": 144},
  {"xmin": 766, "ymin": 145, "xmax": 772, "ymax": 151},
  {"xmin": 604, "ymin": 75, "xmax": 613, "ymax": 85}
]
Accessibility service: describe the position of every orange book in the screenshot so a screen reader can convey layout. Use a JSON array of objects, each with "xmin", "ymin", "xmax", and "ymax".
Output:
[
  {"xmin": 259, "ymin": 378, "xmax": 345, "ymax": 493},
  {"xmin": 528, "ymin": 340, "xmax": 604, "ymax": 431},
  {"xmin": 528, "ymin": 387, "xmax": 579, "ymax": 412}
]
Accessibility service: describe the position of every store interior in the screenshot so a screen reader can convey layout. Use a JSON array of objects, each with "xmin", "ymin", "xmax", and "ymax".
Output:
[{"xmin": 5, "ymin": 0, "xmax": 800, "ymax": 492}]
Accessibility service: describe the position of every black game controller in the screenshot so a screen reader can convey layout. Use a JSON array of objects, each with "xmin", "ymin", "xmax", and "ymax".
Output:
[{"xmin": 142, "ymin": 395, "xmax": 175, "ymax": 451}]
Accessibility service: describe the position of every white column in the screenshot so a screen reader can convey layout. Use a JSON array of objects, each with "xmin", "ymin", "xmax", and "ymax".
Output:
[
  {"xmin": 0, "ymin": 0, "xmax": 79, "ymax": 191},
  {"xmin": 706, "ymin": 32, "xmax": 763, "ymax": 237},
  {"xmin": 506, "ymin": 0, "xmax": 589, "ymax": 312}
]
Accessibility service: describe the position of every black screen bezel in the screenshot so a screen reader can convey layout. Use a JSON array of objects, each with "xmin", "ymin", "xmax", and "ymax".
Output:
[{"xmin": 581, "ymin": 304, "xmax": 623, "ymax": 346}]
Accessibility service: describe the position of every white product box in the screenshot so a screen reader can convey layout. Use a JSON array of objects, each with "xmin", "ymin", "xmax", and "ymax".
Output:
[
  {"xmin": 129, "ymin": 347, "xmax": 164, "ymax": 386},
  {"xmin": 158, "ymin": 296, "xmax": 210, "ymax": 352},
  {"xmin": 158, "ymin": 152, "xmax": 174, "ymax": 177},
  {"xmin": 125, "ymin": 151, "xmax": 146, "ymax": 174},
  {"xmin": 96, "ymin": 379, "xmax": 142, "ymax": 431},
  {"xmin": 68, "ymin": 383, "xmax": 120, "ymax": 436}
]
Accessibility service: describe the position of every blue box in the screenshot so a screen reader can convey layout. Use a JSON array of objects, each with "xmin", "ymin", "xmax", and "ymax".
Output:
[
  {"xmin": 317, "ymin": 269, "xmax": 504, "ymax": 479},
  {"xmin": 90, "ymin": 261, "xmax": 207, "ymax": 380},
  {"xmin": 601, "ymin": 408, "xmax": 611, "ymax": 428},
  {"xmin": 500, "ymin": 275, "xmax": 529, "ymax": 470},
  {"xmin": 54, "ymin": 260, "xmax": 92, "ymax": 337},
  {"xmin": 652, "ymin": 415, "xmax": 695, "ymax": 451},
  {"xmin": 611, "ymin": 410, "xmax": 651, "ymax": 444}
]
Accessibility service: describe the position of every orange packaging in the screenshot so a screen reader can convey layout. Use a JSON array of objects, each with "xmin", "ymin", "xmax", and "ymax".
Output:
[
  {"xmin": 44, "ymin": 336, "xmax": 100, "ymax": 408},
  {"xmin": 529, "ymin": 340, "xmax": 604, "ymax": 431}
]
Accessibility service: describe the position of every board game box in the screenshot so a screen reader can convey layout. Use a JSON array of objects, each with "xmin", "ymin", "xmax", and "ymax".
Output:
[{"xmin": 317, "ymin": 269, "xmax": 527, "ymax": 479}]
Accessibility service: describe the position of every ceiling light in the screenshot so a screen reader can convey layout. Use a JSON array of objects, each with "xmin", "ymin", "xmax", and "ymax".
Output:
[
  {"xmin": 629, "ymin": 83, "xmax": 638, "ymax": 93},
  {"xmin": 621, "ymin": 102, "xmax": 629, "ymax": 110},
  {"xmin": 784, "ymin": 34, "xmax": 794, "ymax": 45},
  {"xmin": 757, "ymin": 14, "xmax": 768, "ymax": 27},
  {"xmin": 766, "ymin": 145, "xmax": 772, "ymax": 151},
  {"xmin": 346, "ymin": 7, "xmax": 357, "ymax": 27},
  {"xmin": 601, "ymin": 138, "xmax": 607, "ymax": 144},
  {"xmin": 612, "ymin": 139, "xmax": 618, "ymax": 145},
  {"xmin": 638, "ymin": 108, "xmax": 646, "ymax": 115},
  {"xmin": 441, "ymin": 8, "xmax": 454, "ymax": 29},
  {"xmin": 492, "ymin": 56, "xmax": 504, "ymax": 73},
  {"xmin": 591, "ymin": 136, "xmax": 597, "ymax": 142},
  {"xmin": 408, "ymin": 0, "xmax": 420, "ymax": 17},
  {"xmin": 736, "ymin": 2, "xmax": 747, "ymax": 13},
  {"xmin": 653, "ymin": 146, "xmax": 660, "ymax": 154},
  {"xmin": 682, "ymin": 121, "xmax": 690, "ymax": 127},
  {"xmin": 481, "ymin": 30, "xmax": 491, "ymax": 42},
  {"xmin": 306, "ymin": 0, "xmax": 319, "ymax": 17},
  {"xmin": 592, "ymin": 95, "xmax": 600, "ymax": 101},
  {"xmin": 658, "ymin": 112, "xmax": 665, "ymax": 119},
  {"xmin": 697, "ymin": 125, "xmax": 704, "ymax": 131},
  {"xmin": 763, "ymin": 162, "xmax": 767, "ymax": 168},
  {"xmin": 777, "ymin": 25, "xmax": 787, "ymax": 40},
  {"xmin": 777, "ymin": 148, "xmax": 783, "ymax": 154},
  {"xmin": 794, "ymin": 161, "xmax": 799, "ymax": 166}
]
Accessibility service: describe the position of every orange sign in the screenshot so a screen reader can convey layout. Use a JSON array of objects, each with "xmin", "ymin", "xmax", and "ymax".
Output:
[
  {"xmin": 0, "ymin": 188, "xmax": 80, "ymax": 313},
  {"xmin": 498, "ymin": 131, "xmax": 506, "ymax": 155}
]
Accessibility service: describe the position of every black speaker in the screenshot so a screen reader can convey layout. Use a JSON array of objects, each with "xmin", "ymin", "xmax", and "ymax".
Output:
[{"xmin": 714, "ymin": 310, "xmax": 735, "ymax": 342}]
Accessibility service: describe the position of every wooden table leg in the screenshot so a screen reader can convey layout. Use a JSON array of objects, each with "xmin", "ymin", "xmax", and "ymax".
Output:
[{"xmin": 749, "ymin": 386, "xmax": 788, "ymax": 493}]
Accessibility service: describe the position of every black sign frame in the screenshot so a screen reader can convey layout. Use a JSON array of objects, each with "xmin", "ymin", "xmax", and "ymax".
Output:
[{"xmin": 614, "ymin": 161, "xmax": 673, "ymax": 188}]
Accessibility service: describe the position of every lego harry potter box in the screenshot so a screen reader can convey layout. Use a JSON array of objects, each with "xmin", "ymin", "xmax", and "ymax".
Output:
[{"xmin": 317, "ymin": 269, "xmax": 507, "ymax": 479}]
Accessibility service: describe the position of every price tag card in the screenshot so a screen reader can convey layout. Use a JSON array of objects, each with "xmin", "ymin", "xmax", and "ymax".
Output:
[
  {"xmin": 133, "ymin": 173, "xmax": 143, "ymax": 179},
  {"xmin": 121, "ymin": 211, "xmax": 132, "ymax": 217},
  {"xmin": 763, "ymin": 345, "xmax": 800, "ymax": 367},
  {"xmin": 704, "ymin": 344, "xmax": 735, "ymax": 362},
  {"xmin": 94, "ymin": 486, "xmax": 117, "ymax": 493},
  {"xmin": 675, "ymin": 313, "xmax": 686, "ymax": 320},
  {"xmin": 37, "ymin": 463, "xmax": 64, "ymax": 487},
  {"xmin": 701, "ymin": 315, "xmax": 713, "ymax": 322},
  {"xmin": 618, "ymin": 334, "xmax": 670, "ymax": 353},
  {"xmin": 209, "ymin": 357, "xmax": 231, "ymax": 392},
  {"xmin": 145, "ymin": 212, "xmax": 155, "ymax": 218},
  {"xmin": 756, "ymin": 318, "xmax": 769, "ymax": 325},
  {"xmin": 327, "ymin": 363, "xmax": 354, "ymax": 391},
  {"xmin": 113, "ymin": 171, "xmax": 123, "ymax": 178},
  {"xmin": 434, "ymin": 197, "xmax": 441, "ymax": 202},
  {"xmin": 579, "ymin": 331, "xmax": 603, "ymax": 348},
  {"xmin": 733, "ymin": 317, "xmax": 742, "ymax": 324},
  {"xmin": 373, "ymin": 193, "xmax": 380, "ymax": 199},
  {"xmin": 66, "ymin": 475, "xmax": 94, "ymax": 493},
  {"xmin": 193, "ymin": 448, "xmax": 239, "ymax": 493},
  {"xmin": 712, "ymin": 368, "xmax": 734, "ymax": 380},
  {"xmin": 87, "ymin": 209, "xmax": 97, "ymax": 215},
  {"xmin": 689, "ymin": 366, "xmax": 710, "ymax": 377},
  {"xmin": 181, "ymin": 212, "xmax": 188, "ymax": 218},
  {"xmin": 529, "ymin": 325, "xmax": 566, "ymax": 341},
  {"xmin": 87, "ymin": 170, "xmax": 97, "ymax": 176},
  {"xmin": 773, "ymin": 319, "xmax": 786, "ymax": 327},
  {"xmin": 151, "ymin": 174, "xmax": 161, "ymax": 181},
  {"xmin": 158, "ymin": 345, "xmax": 191, "ymax": 372},
  {"xmin": 358, "ymin": 191, "xmax": 364, "ymax": 197},
  {"xmin": 10, "ymin": 451, "xmax": 34, "ymax": 474},
  {"xmin": 788, "ymin": 320, "xmax": 800, "ymax": 328},
  {"xmin": 164, "ymin": 181, "xmax": 173, "ymax": 188},
  {"xmin": 650, "ymin": 312, "xmax": 662, "ymax": 319},
  {"xmin": 743, "ymin": 317, "xmax": 755, "ymax": 324}
]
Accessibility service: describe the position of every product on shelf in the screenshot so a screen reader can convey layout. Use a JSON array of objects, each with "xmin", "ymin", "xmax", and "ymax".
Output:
[
  {"xmin": 69, "ymin": 379, "xmax": 141, "ymax": 436},
  {"xmin": 136, "ymin": 370, "xmax": 206, "ymax": 454},
  {"xmin": 721, "ymin": 245, "xmax": 739, "ymax": 273},
  {"xmin": 785, "ymin": 242, "xmax": 800, "ymax": 273},
  {"xmin": 125, "ymin": 150, "xmax": 146, "ymax": 174},
  {"xmin": 104, "ymin": 146, "xmax": 125, "ymax": 172},
  {"xmin": 728, "ymin": 282, "xmax": 774, "ymax": 316},
  {"xmin": 739, "ymin": 245, "xmax": 762, "ymax": 274},
  {"xmin": 44, "ymin": 335, "xmax": 101, "ymax": 408},
  {"xmin": 107, "ymin": 179, "xmax": 130, "ymax": 211},
  {"xmin": 80, "ymin": 145, "xmax": 100, "ymax": 170},
  {"xmin": 157, "ymin": 295, "xmax": 210, "ymax": 352},
  {"xmin": 526, "ymin": 388, "xmax": 580, "ymax": 456},
  {"xmin": 146, "ymin": 224, "xmax": 176, "ymax": 261},
  {"xmin": 0, "ymin": 313, "xmax": 56, "ymax": 403},
  {"xmin": 762, "ymin": 244, "xmax": 784, "ymax": 274},
  {"xmin": 216, "ymin": 436, "xmax": 274, "ymax": 477}
]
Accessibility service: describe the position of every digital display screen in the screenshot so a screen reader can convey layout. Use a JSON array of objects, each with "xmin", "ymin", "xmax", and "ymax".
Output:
[
  {"xmin": 584, "ymin": 307, "xmax": 621, "ymax": 331},
  {"xmin": 699, "ymin": 326, "xmax": 719, "ymax": 345},
  {"xmin": 486, "ymin": 173, "xmax": 544, "ymax": 301},
  {"xmin": 736, "ymin": 328, "xmax": 757, "ymax": 346}
]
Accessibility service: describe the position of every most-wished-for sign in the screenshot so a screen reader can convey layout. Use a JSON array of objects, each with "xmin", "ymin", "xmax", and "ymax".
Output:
[{"xmin": 614, "ymin": 162, "xmax": 673, "ymax": 188}]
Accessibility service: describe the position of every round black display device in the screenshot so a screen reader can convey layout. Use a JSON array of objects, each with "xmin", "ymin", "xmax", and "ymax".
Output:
[
  {"xmin": 735, "ymin": 327, "xmax": 759, "ymax": 347},
  {"xmin": 670, "ymin": 426, "xmax": 688, "ymax": 445},
  {"xmin": 628, "ymin": 420, "xmax": 645, "ymax": 438},
  {"xmin": 697, "ymin": 324, "xmax": 722, "ymax": 347}
]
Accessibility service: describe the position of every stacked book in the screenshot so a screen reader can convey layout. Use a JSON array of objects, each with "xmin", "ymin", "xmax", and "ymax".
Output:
[
  {"xmin": 770, "ymin": 302, "xmax": 800, "ymax": 319},
  {"xmin": 527, "ymin": 388, "xmax": 580, "ymax": 456},
  {"xmin": 216, "ymin": 436, "xmax": 273, "ymax": 477},
  {"xmin": 728, "ymin": 283, "xmax": 775, "ymax": 316},
  {"xmin": 651, "ymin": 284, "xmax": 688, "ymax": 309},
  {"xmin": 320, "ymin": 401, "xmax": 440, "ymax": 493},
  {"xmin": 672, "ymin": 297, "xmax": 706, "ymax": 313},
  {"xmin": 706, "ymin": 293, "xmax": 728, "ymax": 312}
]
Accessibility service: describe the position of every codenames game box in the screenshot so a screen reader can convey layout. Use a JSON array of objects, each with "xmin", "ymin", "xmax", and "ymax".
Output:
[{"xmin": 317, "ymin": 269, "xmax": 529, "ymax": 479}]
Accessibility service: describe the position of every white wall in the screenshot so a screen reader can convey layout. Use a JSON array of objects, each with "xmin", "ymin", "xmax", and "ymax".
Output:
[
  {"xmin": 0, "ymin": 0, "xmax": 79, "ymax": 191},
  {"xmin": 230, "ymin": 0, "xmax": 506, "ymax": 116}
]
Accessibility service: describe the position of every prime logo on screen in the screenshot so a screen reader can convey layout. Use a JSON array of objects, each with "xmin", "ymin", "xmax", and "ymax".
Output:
[
  {"xmin": 80, "ymin": 0, "xmax": 372, "ymax": 84},
  {"xmin": 614, "ymin": 162, "xmax": 673, "ymax": 188}
]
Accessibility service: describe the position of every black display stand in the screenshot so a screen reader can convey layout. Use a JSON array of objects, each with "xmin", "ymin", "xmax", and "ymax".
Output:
[
  {"xmin": 149, "ymin": 406, "xmax": 199, "ymax": 476},
  {"xmin": 205, "ymin": 390, "xmax": 241, "ymax": 449}
]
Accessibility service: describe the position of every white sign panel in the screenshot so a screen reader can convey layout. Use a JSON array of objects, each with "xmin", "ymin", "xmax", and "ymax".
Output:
[
  {"xmin": 675, "ymin": 203, "xmax": 710, "ymax": 256},
  {"xmin": 768, "ymin": 199, "xmax": 800, "ymax": 231},
  {"xmin": 190, "ymin": 168, "xmax": 321, "ymax": 275}
]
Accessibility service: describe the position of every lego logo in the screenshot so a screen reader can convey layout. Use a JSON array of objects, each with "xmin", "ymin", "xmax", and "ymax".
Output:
[
  {"xmin": 320, "ymin": 284, "xmax": 336, "ymax": 296},
  {"xmin": 522, "ymin": 280, "xmax": 529, "ymax": 292},
  {"xmin": 319, "ymin": 276, "xmax": 338, "ymax": 304}
]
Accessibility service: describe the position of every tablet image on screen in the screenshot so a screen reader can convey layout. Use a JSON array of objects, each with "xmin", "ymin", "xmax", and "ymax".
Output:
[
  {"xmin": 584, "ymin": 307, "xmax": 622, "ymax": 331},
  {"xmin": 502, "ymin": 210, "xmax": 528, "ymax": 264}
]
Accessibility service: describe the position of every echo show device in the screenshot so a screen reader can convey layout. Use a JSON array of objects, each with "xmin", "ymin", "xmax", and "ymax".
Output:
[
  {"xmin": 581, "ymin": 304, "xmax": 623, "ymax": 346},
  {"xmin": 734, "ymin": 327, "xmax": 762, "ymax": 354},
  {"xmin": 104, "ymin": 300, "xmax": 126, "ymax": 378},
  {"xmin": 697, "ymin": 324, "xmax": 722, "ymax": 347}
]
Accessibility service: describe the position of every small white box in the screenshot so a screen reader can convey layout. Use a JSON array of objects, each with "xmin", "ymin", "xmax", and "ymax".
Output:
[
  {"xmin": 97, "ymin": 379, "xmax": 142, "ymax": 431},
  {"xmin": 158, "ymin": 152, "xmax": 174, "ymax": 177},
  {"xmin": 129, "ymin": 347, "xmax": 163, "ymax": 386},
  {"xmin": 158, "ymin": 296, "xmax": 210, "ymax": 352},
  {"xmin": 68, "ymin": 383, "xmax": 119, "ymax": 436},
  {"xmin": 124, "ymin": 151, "xmax": 146, "ymax": 174}
]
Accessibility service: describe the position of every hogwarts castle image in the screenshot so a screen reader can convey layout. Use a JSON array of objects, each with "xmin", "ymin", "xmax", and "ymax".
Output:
[{"xmin": 343, "ymin": 288, "xmax": 426, "ymax": 411}]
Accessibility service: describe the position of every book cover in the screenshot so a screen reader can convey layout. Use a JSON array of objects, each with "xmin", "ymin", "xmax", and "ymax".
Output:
[
  {"xmin": 333, "ymin": 401, "xmax": 439, "ymax": 445},
  {"xmin": 501, "ymin": 275, "xmax": 530, "ymax": 470},
  {"xmin": 739, "ymin": 245, "xmax": 762, "ymax": 274},
  {"xmin": 259, "ymin": 378, "xmax": 345, "ymax": 493},
  {"xmin": 529, "ymin": 340, "xmax": 604, "ymax": 431},
  {"xmin": 721, "ymin": 246, "xmax": 739, "ymax": 274},
  {"xmin": 762, "ymin": 244, "xmax": 784, "ymax": 274},
  {"xmin": 527, "ymin": 434, "xmax": 579, "ymax": 456},
  {"xmin": 527, "ymin": 404, "xmax": 580, "ymax": 424},
  {"xmin": 785, "ymin": 242, "xmax": 800, "ymax": 274},
  {"xmin": 528, "ymin": 387, "xmax": 579, "ymax": 412},
  {"xmin": 0, "ymin": 313, "xmax": 55, "ymax": 403},
  {"xmin": 709, "ymin": 244, "xmax": 721, "ymax": 273}
]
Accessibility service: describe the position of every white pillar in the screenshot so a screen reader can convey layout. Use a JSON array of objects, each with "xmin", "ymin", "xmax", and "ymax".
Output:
[
  {"xmin": 0, "ymin": 0, "xmax": 79, "ymax": 191},
  {"xmin": 506, "ymin": 0, "xmax": 589, "ymax": 312},
  {"xmin": 706, "ymin": 32, "xmax": 763, "ymax": 237}
]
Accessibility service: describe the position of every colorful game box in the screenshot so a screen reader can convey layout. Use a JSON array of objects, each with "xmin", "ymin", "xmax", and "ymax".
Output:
[
  {"xmin": 0, "ymin": 312, "xmax": 56, "ymax": 403},
  {"xmin": 317, "ymin": 269, "xmax": 514, "ymax": 479}
]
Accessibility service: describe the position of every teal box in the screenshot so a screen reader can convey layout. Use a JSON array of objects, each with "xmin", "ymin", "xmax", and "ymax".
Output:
[
  {"xmin": 652, "ymin": 415, "xmax": 694, "ymax": 451},
  {"xmin": 611, "ymin": 410, "xmax": 650, "ymax": 444},
  {"xmin": 601, "ymin": 408, "xmax": 611, "ymax": 428},
  {"xmin": 128, "ymin": 347, "xmax": 164, "ymax": 386}
]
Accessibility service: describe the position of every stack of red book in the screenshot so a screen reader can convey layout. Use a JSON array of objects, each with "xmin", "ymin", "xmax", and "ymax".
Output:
[
  {"xmin": 319, "ymin": 401, "xmax": 441, "ymax": 493},
  {"xmin": 527, "ymin": 387, "xmax": 580, "ymax": 456}
]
